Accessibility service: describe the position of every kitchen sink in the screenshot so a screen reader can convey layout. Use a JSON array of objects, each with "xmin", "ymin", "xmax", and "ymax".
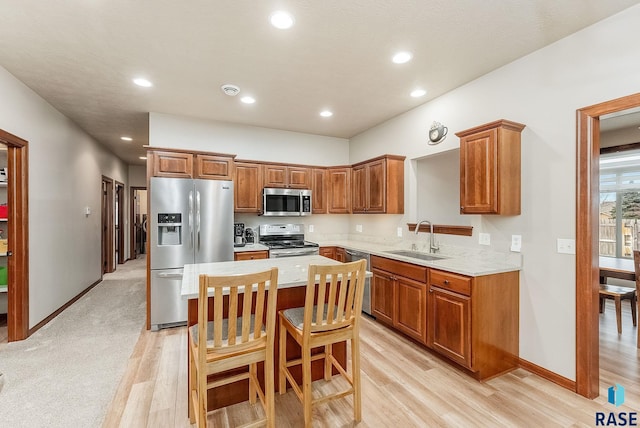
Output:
[{"xmin": 385, "ymin": 250, "xmax": 448, "ymax": 261}]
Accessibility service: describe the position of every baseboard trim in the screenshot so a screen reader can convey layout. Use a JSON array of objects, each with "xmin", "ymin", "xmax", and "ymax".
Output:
[
  {"xmin": 519, "ymin": 358, "xmax": 576, "ymax": 392},
  {"xmin": 28, "ymin": 278, "xmax": 102, "ymax": 336}
]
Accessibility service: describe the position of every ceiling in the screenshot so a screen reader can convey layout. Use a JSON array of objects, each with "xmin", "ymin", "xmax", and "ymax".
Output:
[{"xmin": 1, "ymin": 1, "xmax": 638, "ymax": 166}]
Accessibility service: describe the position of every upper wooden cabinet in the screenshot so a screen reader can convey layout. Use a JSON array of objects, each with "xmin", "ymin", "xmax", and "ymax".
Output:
[
  {"xmin": 456, "ymin": 120, "xmax": 525, "ymax": 215},
  {"xmin": 195, "ymin": 154, "xmax": 234, "ymax": 180},
  {"xmin": 327, "ymin": 167, "xmax": 351, "ymax": 214},
  {"xmin": 351, "ymin": 155, "xmax": 405, "ymax": 214},
  {"xmin": 234, "ymin": 162, "xmax": 263, "ymax": 213},
  {"xmin": 150, "ymin": 150, "xmax": 234, "ymax": 180},
  {"xmin": 263, "ymin": 164, "xmax": 311, "ymax": 189},
  {"xmin": 311, "ymin": 168, "xmax": 327, "ymax": 214},
  {"xmin": 151, "ymin": 151, "xmax": 193, "ymax": 178}
]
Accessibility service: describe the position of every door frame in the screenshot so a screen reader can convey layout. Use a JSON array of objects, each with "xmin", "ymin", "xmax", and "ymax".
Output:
[
  {"xmin": 115, "ymin": 181, "xmax": 125, "ymax": 264},
  {"xmin": 0, "ymin": 129, "xmax": 29, "ymax": 342},
  {"xmin": 576, "ymin": 92, "xmax": 640, "ymax": 398},
  {"xmin": 129, "ymin": 186, "xmax": 146, "ymax": 260},
  {"xmin": 101, "ymin": 176, "xmax": 114, "ymax": 274}
]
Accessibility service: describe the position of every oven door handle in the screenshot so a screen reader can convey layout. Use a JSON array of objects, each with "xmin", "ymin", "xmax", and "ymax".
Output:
[{"xmin": 271, "ymin": 250, "xmax": 317, "ymax": 258}]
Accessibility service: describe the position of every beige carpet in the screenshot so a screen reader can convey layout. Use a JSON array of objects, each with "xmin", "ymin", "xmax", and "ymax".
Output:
[{"xmin": 0, "ymin": 257, "xmax": 146, "ymax": 427}]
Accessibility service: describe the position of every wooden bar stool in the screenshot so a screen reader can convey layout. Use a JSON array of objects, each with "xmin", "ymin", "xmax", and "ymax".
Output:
[{"xmin": 599, "ymin": 283, "xmax": 636, "ymax": 335}]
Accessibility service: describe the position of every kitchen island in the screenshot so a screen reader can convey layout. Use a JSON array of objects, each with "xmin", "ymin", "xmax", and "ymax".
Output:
[{"xmin": 181, "ymin": 255, "xmax": 349, "ymax": 411}]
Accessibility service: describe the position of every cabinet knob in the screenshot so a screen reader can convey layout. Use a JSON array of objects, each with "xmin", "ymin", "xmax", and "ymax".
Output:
[{"xmin": 444, "ymin": 279, "xmax": 449, "ymax": 284}]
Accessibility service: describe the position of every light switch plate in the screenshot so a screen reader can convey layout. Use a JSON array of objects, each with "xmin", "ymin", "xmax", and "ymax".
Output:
[
  {"xmin": 479, "ymin": 233, "xmax": 491, "ymax": 246},
  {"xmin": 356, "ymin": 224, "xmax": 363, "ymax": 233},
  {"xmin": 308, "ymin": 225, "xmax": 314, "ymax": 233},
  {"xmin": 510, "ymin": 235, "xmax": 522, "ymax": 252},
  {"xmin": 557, "ymin": 238, "xmax": 576, "ymax": 254},
  {"xmin": 397, "ymin": 227, "xmax": 402, "ymax": 237}
]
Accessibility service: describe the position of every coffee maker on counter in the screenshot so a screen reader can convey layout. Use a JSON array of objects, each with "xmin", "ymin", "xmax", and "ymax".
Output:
[{"xmin": 234, "ymin": 222, "xmax": 246, "ymax": 247}]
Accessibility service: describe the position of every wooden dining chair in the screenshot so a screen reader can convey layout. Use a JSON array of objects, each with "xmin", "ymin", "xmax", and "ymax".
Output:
[
  {"xmin": 598, "ymin": 283, "xmax": 636, "ymax": 334},
  {"xmin": 278, "ymin": 259, "xmax": 367, "ymax": 427},
  {"xmin": 188, "ymin": 268, "xmax": 279, "ymax": 428}
]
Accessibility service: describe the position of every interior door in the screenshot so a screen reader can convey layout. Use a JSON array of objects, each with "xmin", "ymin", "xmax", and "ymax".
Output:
[{"xmin": 101, "ymin": 176, "xmax": 114, "ymax": 274}]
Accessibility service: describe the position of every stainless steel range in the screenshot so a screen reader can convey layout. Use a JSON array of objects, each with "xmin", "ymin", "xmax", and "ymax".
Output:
[{"xmin": 258, "ymin": 223, "xmax": 319, "ymax": 258}]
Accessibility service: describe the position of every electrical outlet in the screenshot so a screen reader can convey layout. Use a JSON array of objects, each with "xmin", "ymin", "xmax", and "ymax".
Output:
[
  {"xmin": 397, "ymin": 227, "xmax": 402, "ymax": 237},
  {"xmin": 356, "ymin": 224, "xmax": 363, "ymax": 233},
  {"xmin": 510, "ymin": 235, "xmax": 522, "ymax": 252},
  {"xmin": 557, "ymin": 238, "xmax": 575, "ymax": 254},
  {"xmin": 479, "ymin": 233, "xmax": 491, "ymax": 246},
  {"xmin": 308, "ymin": 225, "xmax": 314, "ymax": 233}
]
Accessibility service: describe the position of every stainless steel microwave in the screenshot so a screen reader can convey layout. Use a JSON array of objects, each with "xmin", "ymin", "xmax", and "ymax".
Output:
[{"xmin": 262, "ymin": 188, "xmax": 312, "ymax": 216}]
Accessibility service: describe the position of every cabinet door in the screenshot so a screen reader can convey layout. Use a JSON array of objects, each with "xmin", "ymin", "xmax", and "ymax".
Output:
[
  {"xmin": 335, "ymin": 247, "xmax": 346, "ymax": 263},
  {"xmin": 328, "ymin": 168, "xmax": 351, "ymax": 213},
  {"xmin": 287, "ymin": 167, "xmax": 311, "ymax": 189},
  {"xmin": 351, "ymin": 164, "xmax": 367, "ymax": 213},
  {"xmin": 234, "ymin": 250, "xmax": 269, "ymax": 261},
  {"xmin": 312, "ymin": 168, "xmax": 327, "ymax": 213},
  {"xmin": 195, "ymin": 154, "xmax": 233, "ymax": 180},
  {"xmin": 234, "ymin": 162, "xmax": 263, "ymax": 213},
  {"xmin": 366, "ymin": 159, "xmax": 386, "ymax": 213},
  {"xmin": 152, "ymin": 151, "xmax": 193, "ymax": 178},
  {"xmin": 372, "ymin": 269, "xmax": 394, "ymax": 325},
  {"xmin": 263, "ymin": 164, "xmax": 288, "ymax": 188},
  {"xmin": 459, "ymin": 129, "xmax": 498, "ymax": 214},
  {"xmin": 428, "ymin": 287, "xmax": 472, "ymax": 368},
  {"xmin": 395, "ymin": 276, "xmax": 427, "ymax": 344}
]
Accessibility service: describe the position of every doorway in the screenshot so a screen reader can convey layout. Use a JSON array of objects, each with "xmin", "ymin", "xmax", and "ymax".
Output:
[
  {"xmin": 115, "ymin": 181, "xmax": 125, "ymax": 264},
  {"xmin": 129, "ymin": 187, "xmax": 147, "ymax": 260},
  {"xmin": 101, "ymin": 176, "xmax": 114, "ymax": 274},
  {"xmin": 0, "ymin": 129, "xmax": 29, "ymax": 342},
  {"xmin": 576, "ymin": 92, "xmax": 640, "ymax": 398}
]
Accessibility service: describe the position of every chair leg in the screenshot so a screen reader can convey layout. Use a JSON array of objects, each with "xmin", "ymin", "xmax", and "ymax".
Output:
[
  {"xmin": 351, "ymin": 336, "xmax": 362, "ymax": 422},
  {"xmin": 302, "ymin": 345, "xmax": 313, "ymax": 428},
  {"xmin": 279, "ymin": 318, "xmax": 287, "ymax": 394},
  {"xmin": 615, "ymin": 296, "xmax": 622, "ymax": 335},
  {"xmin": 632, "ymin": 294, "xmax": 637, "ymax": 327},
  {"xmin": 324, "ymin": 344, "xmax": 332, "ymax": 381},
  {"xmin": 198, "ymin": 367, "xmax": 207, "ymax": 428},
  {"xmin": 188, "ymin": 347, "xmax": 195, "ymax": 424},
  {"xmin": 599, "ymin": 296, "xmax": 604, "ymax": 314},
  {"xmin": 249, "ymin": 363, "xmax": 257, "ymax": 404},
  {"xmin": 265, "ymin": 345, "xmax": 276, "ymax": 428}
]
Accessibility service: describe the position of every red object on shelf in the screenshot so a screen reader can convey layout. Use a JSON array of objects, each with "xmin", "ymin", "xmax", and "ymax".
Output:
[{"xmin": 0, "ymin": 204, "xmax": 7, "ymax": 218}]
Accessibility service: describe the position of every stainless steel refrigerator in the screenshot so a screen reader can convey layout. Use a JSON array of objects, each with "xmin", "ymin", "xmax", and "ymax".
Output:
[{"xmin": 149, "ymin": 177, "xmax": 234, "ymax": 330}]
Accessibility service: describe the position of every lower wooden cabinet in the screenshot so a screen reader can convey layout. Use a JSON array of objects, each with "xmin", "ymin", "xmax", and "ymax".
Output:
[
  {"xmin": 319, "ymin": 246, "xmax": 336, "ymax": 260},
  {"xmin": 428, "ymin": 286, "xmax": 471, "ymax": 368},
  {"xmin": 234, "ymin": 250, "xmax": 269, "ymax": 261},
  {"xmin": 335, "ymin": 247, "xmax": 346, "ymax": 262},
  {"xmin": 371, "ymin": 256, "xmax": 428, "ymax": 344}
]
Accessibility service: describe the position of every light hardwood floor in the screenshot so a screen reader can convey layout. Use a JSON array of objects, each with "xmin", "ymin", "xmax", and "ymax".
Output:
[{"xmin": 104, "ymin": 299, "xmax": 639, "ymax": 427}]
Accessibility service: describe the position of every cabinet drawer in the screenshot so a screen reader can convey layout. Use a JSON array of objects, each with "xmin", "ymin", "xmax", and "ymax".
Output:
[
  {"xmin": 371, "ymin": 255, "xmax": 427, "ymax": 283},
  {"xmin": 430, "ymin": 269, "xmax": 471, "ymax": 296}
]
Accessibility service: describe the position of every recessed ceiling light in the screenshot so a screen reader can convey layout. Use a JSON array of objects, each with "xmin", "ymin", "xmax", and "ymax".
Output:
[
  {"xmin": 133, "ymin": 77, "xmax": 153, "ymax": 87},
  {"xmin": 120, "ymin": 136, "xmax": 133, "ymax": 141},
  {"xmin": 139, "ymin": 156, "xmax": 147, "ymax": 160},
  {"xmin": 320, "ymin": 110, "xmax": 333, "ymax": 118},
  {"xmin": 392, "ymin": 51, "xmax": 413, "ymax": 64},
  {"xmin": 270, "ymin": 11, "xmax": 295, "ymax": 29},
  {"xmin": 241, "ymin": 96, "xmax": 256, "ymax": 104},
  {"xmin": 410, "ymin": 89, "xmax": 426, "ymax": 98}
]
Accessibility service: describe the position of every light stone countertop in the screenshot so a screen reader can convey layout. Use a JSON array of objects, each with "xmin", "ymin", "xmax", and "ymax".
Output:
[
  {"xmin": 181, "ymin": 255, "xmax": 343, "ymax": 299},
  {"xmin": 233, "ymin": 243, "xmax": 269, "ymax": 253},
  {"xmin": 316, "ymin": 239, "xmax": 521, "ymax": 277}
]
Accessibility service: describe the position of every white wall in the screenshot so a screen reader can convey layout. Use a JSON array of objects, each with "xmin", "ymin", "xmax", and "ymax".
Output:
[
  {"xmin": 0, "ymin": 66, "xmax": 128, "ymax": 328},
  {"xmin": 149, "ymin": 113, "xmax": 350, "ymax": 166},
  {"xmin": 348, "ymin": 5, "xmax": 640, "ymax": 380},
  {"xmin": 128, "ymin": 165, "xmax": 147, "ymax": 187}
]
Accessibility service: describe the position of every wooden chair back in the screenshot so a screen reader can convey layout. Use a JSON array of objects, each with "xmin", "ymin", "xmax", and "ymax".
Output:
[
  {"xmin": 197, "ymin": 268, "xmax": 279, "ymax": 357},
  {"xmin": 302, "ymin": 259, "xmax": 367, "ymax": 335},
  {"xmin": 634, "ymin": 250, "xmax": 640, "ymax": 347}
]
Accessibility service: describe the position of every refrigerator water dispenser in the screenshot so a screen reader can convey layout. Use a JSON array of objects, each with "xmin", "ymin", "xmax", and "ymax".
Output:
[{"xmin": 157, "ymin": 213, "xmax": 182, "ymax": 246}]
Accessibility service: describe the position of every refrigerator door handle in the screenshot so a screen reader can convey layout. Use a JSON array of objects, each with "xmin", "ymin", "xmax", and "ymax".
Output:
[
  {"xmin": 196, "ymin": 190, "xmax": 201, "ymax": 251},
  {"xmin": 157, "ymin": 272, "xmax": 184, "ymax": 279},
  {"xmin": 188, "ymin": 190, "xmax": 194, "ymax": 249}
]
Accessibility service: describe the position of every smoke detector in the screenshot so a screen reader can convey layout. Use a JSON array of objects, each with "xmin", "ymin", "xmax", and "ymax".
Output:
[{"xmin": 221, "ymin": 84, "xmax": 240, "ymax": 97}]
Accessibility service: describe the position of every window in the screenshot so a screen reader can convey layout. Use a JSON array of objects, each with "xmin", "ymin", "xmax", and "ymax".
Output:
[{"xmin": 599, "ymin": 149, "xmax": 640, "ymax": 258}]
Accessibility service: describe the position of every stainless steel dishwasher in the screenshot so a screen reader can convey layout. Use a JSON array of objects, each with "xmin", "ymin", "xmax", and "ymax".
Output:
[{"xmin": 345, "ymin": 249, "xmax": 372, "ymax": 316}]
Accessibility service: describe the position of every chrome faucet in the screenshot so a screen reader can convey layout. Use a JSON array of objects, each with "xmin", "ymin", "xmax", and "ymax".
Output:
[{"xmin": 415, "ymin": 220, "xmax": 439, "ymax": 253}]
